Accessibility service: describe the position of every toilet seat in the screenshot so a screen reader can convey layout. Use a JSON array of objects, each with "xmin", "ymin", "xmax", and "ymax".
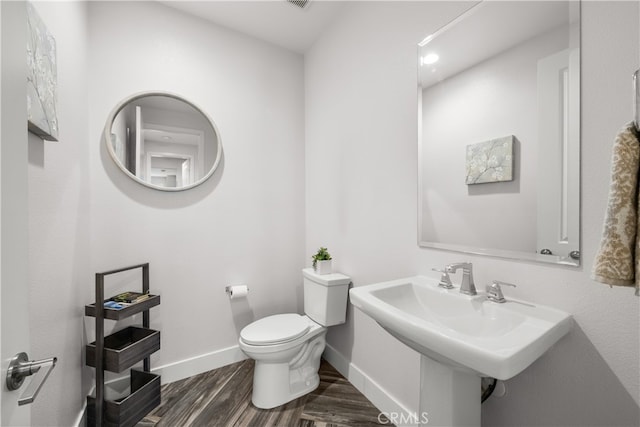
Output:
[{"xmin": 240, "ymin": 313, "xmax": 310, "ymax": 346}]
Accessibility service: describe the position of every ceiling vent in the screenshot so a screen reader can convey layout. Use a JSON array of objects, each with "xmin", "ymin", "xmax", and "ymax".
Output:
[{"xmin": 287, "ymin": 0, "xmax": 311, "ymax": 10}]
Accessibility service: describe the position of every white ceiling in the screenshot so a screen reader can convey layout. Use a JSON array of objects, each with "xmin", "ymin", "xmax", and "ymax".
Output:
[{"xmin": 160, "ymin": 0, "xmax": 347, "ymax": 53}]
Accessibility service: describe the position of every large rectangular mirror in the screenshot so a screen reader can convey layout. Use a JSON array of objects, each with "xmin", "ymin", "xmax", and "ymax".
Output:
[{"xmin": 418, "ymin": 1, "xmax": 581, "ymax": 266}]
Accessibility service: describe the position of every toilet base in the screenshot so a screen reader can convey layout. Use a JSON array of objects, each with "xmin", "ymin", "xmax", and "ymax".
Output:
[
  {"xmin": 252, "ymin": 367, "xmax": 320, "ymax": 409},
  {"xmin": 250, "ymin": 332, "xmax": 326, "ymax": 409}
]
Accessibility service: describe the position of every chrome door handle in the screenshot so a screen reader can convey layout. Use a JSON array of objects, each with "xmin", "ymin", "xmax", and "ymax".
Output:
[{"xmin": 6, "ymin": 352, "xmax": 57, "ymax": 405}]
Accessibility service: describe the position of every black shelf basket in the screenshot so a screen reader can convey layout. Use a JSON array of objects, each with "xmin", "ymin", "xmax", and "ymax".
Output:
[
  {"xmin": 86, "ymin": 326, "xmax": 160, "ymax": 373},
  {"xmin": 85, "ymin": 295, "xmax": 161, "ymax": 320},
  {"xmin": 87, "ymin": 369, "xmax": 161, "ymax": 427}
]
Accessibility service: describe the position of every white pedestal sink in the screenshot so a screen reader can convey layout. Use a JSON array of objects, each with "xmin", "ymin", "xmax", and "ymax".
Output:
[
  {"xmin": 420, "ymin": 355, "xmax": 480, "ymax": 426},
  {"xmin": 349, "ymin": 276, "xmax": 572, "ymax": 427}
]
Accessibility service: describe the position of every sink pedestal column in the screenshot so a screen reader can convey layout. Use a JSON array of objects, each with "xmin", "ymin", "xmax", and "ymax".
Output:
[{"xmin": 419, "ymin": 355, "xmax": 481, "ymax": 427}]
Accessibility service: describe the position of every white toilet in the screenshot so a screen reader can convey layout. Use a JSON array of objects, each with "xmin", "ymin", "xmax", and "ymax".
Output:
[{"xmin": 238, "ymin": 268, "xmax": 351, "ymax": 409}]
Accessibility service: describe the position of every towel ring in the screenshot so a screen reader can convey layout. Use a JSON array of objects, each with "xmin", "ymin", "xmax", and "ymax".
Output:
[{"xmin": 634, "ymin": 69, "xmax": 639, "ymax": 130}]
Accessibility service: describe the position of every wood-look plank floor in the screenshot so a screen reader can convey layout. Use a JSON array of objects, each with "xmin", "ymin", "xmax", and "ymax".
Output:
[{"xmin": 138, "ymin": 359, "xmax": 389, "ymax": 427}]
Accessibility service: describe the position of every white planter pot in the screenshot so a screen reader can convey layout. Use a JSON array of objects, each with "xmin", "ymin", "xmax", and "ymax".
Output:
[{"xmin": 314, "ymin": 260, "xmax": 332, "ymax": 275}]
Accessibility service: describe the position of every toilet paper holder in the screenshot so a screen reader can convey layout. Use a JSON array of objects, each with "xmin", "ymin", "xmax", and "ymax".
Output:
[{"xmin": 225, "ymin": 285, "xmax": 249, "ymax": 298}]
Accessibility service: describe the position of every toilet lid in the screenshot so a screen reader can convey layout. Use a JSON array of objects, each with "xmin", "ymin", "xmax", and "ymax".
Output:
[{"xmin": 241, "ymin": 313, "xmax": 310, "ymax": 345}]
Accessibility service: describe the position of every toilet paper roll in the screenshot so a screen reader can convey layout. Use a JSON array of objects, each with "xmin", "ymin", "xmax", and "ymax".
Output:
[{"xmin": 226, "ymin": 284, "xmax": 249, "ymax": 300}]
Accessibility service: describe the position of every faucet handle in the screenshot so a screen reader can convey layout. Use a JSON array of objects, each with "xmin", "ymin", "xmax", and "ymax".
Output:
[
  {"xmin": 432, "ymin": 268, "xmax": 454, "ymax": 289},
  {"xmin": 486, "ymin": 280, "xmax": 516, "ymax": 303}
]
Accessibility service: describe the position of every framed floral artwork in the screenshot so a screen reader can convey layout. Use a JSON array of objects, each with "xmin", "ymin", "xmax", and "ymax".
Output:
[
  {"xmin": 465, "ymin": 136, "xmax": 514, "ymax": 184},
  {"xmin": 26, "ymin": 2, "xmax": 59, "ymax": 141}
]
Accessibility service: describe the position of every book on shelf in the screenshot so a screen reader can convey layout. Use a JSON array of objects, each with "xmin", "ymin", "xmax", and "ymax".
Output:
[
  {"xmin": 110, "ymin": 291, "xmax": 150, "ymax": 304},
  {"xmin": 103, "ymin": 300, "xmax": 125, "ymax": 310}
]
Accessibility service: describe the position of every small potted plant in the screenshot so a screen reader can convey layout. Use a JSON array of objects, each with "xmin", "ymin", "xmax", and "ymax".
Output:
[{"xmin": 312, "ymin": 247, "xmax": 332, "ymax": 275}]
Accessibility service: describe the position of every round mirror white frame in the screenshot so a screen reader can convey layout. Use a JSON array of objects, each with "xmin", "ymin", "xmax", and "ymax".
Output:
[{"xmin": 104, "ymin": 91, "xmax": 223, "ymax": 192}]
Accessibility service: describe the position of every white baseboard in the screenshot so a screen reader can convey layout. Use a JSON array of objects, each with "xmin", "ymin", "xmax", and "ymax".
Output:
[
  {"xmin": 153, "ymin": 345, "xmax": 248, "ymax": 385},
  {"xmin": 73, "ymin": 407, "xmax": 87, "ymax": 427},
  {"xmin": 322, "ymin": 344, "xmax": 419, "ymax": 427}
]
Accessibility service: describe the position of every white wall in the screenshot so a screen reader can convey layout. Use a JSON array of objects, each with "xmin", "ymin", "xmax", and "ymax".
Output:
[
  {"xmin": 87, "ymin": 0, "xmax": 305, "ymax": 384},
  {"xmin": 306, "ymin": 1, "xmax": 640, "ymax": 426},
  {"xmin": 26, "ymin": 2, "xmax": 90, "ymax": 426}
]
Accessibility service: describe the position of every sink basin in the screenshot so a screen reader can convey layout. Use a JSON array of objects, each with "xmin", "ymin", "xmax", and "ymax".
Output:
[
  {"xmin": 350, "ymin": 275, "xmax": 572, "ymax": 425},
  {"xmin": 349, "ymin": 275, "xmax": 572, "ymax": 380}
]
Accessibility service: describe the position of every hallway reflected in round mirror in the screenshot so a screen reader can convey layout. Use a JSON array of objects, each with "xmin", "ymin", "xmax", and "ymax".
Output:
[{"xmin": 105, "ymin": 92, "xmax": 222, "ymax": 191}]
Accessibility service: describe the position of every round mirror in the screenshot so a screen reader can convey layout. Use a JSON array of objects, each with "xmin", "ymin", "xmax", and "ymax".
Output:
[{"xmin": 105, "ymin": 92, "xmax": 222, "ymax": 191}]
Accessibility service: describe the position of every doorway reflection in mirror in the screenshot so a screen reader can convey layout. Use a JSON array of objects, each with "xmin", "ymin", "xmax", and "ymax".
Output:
[{"xmin": 107, "ymin": 93, "xmax": 222, "ymax": 191}]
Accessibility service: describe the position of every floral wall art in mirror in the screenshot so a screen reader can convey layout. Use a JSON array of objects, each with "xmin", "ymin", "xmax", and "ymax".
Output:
[
  {"xmin": 418, "ymin": 1, "xmax": 581, "ymax": 266},
  {"xmin": 104, "ymin": 91, "xmax": 223, "ymax": 192},
  {"xmin": 465, "ymin": 136, "xmax": 514, "ymax": 185},
  {"xmin": 26, "ymin": 2, "xmax": 59, "ymax": 141}
]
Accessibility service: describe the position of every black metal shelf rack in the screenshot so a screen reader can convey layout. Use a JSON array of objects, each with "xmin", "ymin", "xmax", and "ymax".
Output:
[{"xmin": 85, "ymin": 263, "xmax": 161, "ymax": 427}]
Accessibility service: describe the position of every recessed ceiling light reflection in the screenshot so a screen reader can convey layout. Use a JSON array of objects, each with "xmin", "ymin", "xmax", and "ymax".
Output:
[{"xmin": 421, "ymin": 53, "xmax": 440, "ymax": 66}]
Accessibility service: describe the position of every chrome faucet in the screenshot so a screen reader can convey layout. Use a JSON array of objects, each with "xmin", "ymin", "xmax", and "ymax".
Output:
[{"xmin": 446, "ymin": 262, "xmax": 477, "ymax": 295}]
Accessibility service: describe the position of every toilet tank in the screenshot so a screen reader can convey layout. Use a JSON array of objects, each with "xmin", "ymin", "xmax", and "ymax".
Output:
[{"xmin": 302, "ymin": 268, "xmax": 351, "ymax": 326}]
